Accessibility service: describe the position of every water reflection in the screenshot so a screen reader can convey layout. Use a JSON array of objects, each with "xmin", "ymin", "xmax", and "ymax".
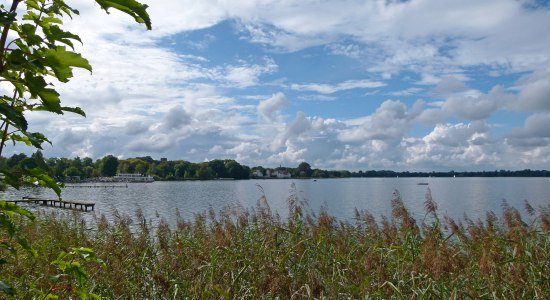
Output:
[{"xmin": 1, "ymin": 177, "xmax": 548, "ymax": 227}]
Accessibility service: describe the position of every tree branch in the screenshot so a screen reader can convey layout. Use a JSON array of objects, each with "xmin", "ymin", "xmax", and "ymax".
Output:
[{"xmin": 0, "ymin": 0, "xmax": 22, "ymax": 71}]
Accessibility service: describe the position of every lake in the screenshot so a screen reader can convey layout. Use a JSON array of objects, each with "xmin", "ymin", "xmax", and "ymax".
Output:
[{"xmin": 1, "ymin": 177, "xmax": 549, "ymax": 226}]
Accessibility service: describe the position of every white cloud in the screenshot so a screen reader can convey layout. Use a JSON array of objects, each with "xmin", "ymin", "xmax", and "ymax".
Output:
[
  {"xmin": 338, "ymin": 100, "xmax": 411, "ymax": 142},
  {"xmin": 433, "ymin": 77, "xmax": 468, "ymax": 94},
  {"xmin": 223, "ymin": 58, "xmax": 278, "ymax": 88},
  {"xmin": 160, "ymin": 105, "xmax": 192, "ymax": 131},
  {"xmin": 507, "ymin": 112, "xmax": 550, "ymax": 147},
  {"xmin": 271, "ymin": 111, "xmax": 312, "ymax": 150},
  {"xmin": 4, "ymin": 0, "xmax": 548, "ymax": 172},
  {"xmin": 441, "ymin": 86, "xmax": 510, "ymax": 121},
  {"xmin": 257, "ymin": 92, "xmax": 289, "ymax": 122},
  {"xmin": 512, "ymin": 70, "xmax": 550, "ymax": 112},
  {"xmin": 404, "ymin": 121, "xmax": 500, "ymax": 168},
  {"xmin": 291, "ymin": 79, "xmax": 385, "ymax": 94}
]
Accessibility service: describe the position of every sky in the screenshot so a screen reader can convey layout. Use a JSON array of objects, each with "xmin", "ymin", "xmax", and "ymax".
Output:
[{"xmin": 5, "ymin": 0, "xmax": 550, "ymax": 171}]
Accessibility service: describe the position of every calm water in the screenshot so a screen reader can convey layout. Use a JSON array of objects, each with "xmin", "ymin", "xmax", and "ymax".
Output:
[{"xmin": 2, "ymin": 177, "xmax": 549, "ymax": 226}]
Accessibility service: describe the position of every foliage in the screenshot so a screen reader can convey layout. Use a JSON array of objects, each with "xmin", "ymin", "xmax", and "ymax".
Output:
[
  {"xmin": 99, "ymin": 155, "xmax": 118, "ymax": 177},
  {"xmin": 0, "ymin": 0, "xmax": 150, "ymax": 297},
  {"xmin": 1, "ymin": 193, "xmax": 549, "ymax": 298},
  {"xmin": 3, "ymin": 152, "xmax": 549, "ymax": 183}
]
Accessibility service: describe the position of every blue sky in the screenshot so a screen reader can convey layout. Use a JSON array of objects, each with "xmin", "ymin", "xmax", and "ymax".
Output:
[{"xmin": 5, "ymin": 0, "xmax": 550, "ymax": 171}]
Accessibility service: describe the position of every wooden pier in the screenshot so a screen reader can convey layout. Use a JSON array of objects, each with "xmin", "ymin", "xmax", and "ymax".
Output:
[
  {"xmin": 7, "ymin": 197, "xmax": 95, "ymax": 212},
  {"xmin": 63, "ymin": 184, "xmax": 127, "ymax": 188}
]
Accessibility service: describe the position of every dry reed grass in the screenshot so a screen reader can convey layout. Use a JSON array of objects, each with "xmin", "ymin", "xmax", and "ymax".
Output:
[{"xmin": 2, "ymin": 187, "xmax": 549, "ymax": 299}]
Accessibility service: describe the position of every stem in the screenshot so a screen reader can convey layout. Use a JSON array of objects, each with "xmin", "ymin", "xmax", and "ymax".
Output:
[
  {"xmin": 0, "ymin": 89, "xmax": 18, "ymax": 157},
  {"xmin": 0, "ymin": 0, "xmax": 22, "ymax": 71}
]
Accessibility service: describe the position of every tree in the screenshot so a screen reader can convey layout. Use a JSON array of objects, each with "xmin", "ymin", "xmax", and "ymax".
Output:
[
  {"xmin": 225, "ymin": 160, "xmax": 249, "ymax": 179},
  {"xmin": 100, "ymin": 155, "xmax": 119, "ymax": 177},
  {"xmin": 82, "ymin": 157, "xmax": 93, "ymax": 167},
  {"xmin": 196, "ymin": 163, "xmax": 215, "ymax": 180},
  {"xmin": 0, "ymin": 1, "xmax": 150, "ymax": 296},
  {"xmin": 209, "ymin": 159, "xmax": 227, "ymax": 178},
  {"xmin": 297, "ymin": 162, "xmax": 313, "ymax": 177},
  {"xmin": 174, "ymin": 161, "xmax": 190, "ymax": 178}
]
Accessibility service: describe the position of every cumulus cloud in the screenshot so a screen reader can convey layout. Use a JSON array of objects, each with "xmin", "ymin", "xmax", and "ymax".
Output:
[
  {"xmin": 440, "ymin": 86, "xmax": 511, "ymax": 120},
  {"xmin": 414, "ymin": 85, "xmax": 515, "ymax": 123},
  {"xmin": 512, "ymin": 70, "xmax": 550, "ymax": 112},
  {"xmin": 257, "ymin": 92, "xmax": 289, "ymax": 122},
  {"xmin": 161, "ymin": 105, "xmax": 192, "ymax": 131},
  {"xmin": 507, "ymin": 112, "xmax": 550, "ymax": 147},
  {"xmin": 339, "ymin": 100, "xmax": 411, "ymax": 142},
  {"xmin": 124, "ymin": 120, "xmax": 150, "ymax": 135},
  {"xmin": 433, "ymin": 77, "xmax": 468, "ymax": 94},
  {"xmin": 127, "ymin": 134, "xmax": 175, "ymax": 153},
  {"xmin": 271, "ymin": 111, "xmax": 312, "ymax": 150},
  {"xmin": 404, "ymin": 121, "xmax": 500, "ymax": 168}
]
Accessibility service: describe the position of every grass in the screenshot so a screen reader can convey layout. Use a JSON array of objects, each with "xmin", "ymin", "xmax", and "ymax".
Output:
[{"xmin": 2, "ymin": 187, "xmax": 549, "ymax": 299}]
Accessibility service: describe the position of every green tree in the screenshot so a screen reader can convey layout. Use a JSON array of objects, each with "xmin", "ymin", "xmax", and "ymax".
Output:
[
  {"xmin": 196, "ymin": 164, "xmax": 214, "ymax": 180},
  {"xmin": 226, "ymin": 160, "xmax": 249, "ymax": 179},
  {"xmin": 100, "ymin": 155, "xmax": 119, "ymax": 177},
  {"xmin": 296, "ymin": 161, "xmax": 313, "ymax": 177},
  {"xmin": 209, "ymin": 159, "xmax": 227, "ymax": 178},
  {"xmin": 174, "ymin": 161, "xmax": 190, "ymax": 178},
  {"xmin": 64, "ymin": 166, "xmax": 81, "ymax": 177},
  {"xmin": 82, "ymin": 157, "xmax": 93, "ymax": 167},
  {"xmin": 134, "ymin": 161, "xmax": 148, "ymax": 175}
]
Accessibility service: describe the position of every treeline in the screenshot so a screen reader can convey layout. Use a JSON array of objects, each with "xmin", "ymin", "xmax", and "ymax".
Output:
[
  {"xmin": 0, "ymin": 151, "xmax": 548, "ymax": 182},
  {"xmin": 0, "ymin": 152, "xmax": 251, "ymax": 181},
  {"xmin": 348, "ymin": 169, "xmax": 550, "ymax": 178}
]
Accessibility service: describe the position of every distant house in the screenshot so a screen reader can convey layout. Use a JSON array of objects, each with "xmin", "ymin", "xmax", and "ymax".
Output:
[
  {"xmin": 265, "ymin": 169, "xmax": 291, "ymax": 179},
  {"xmin": 252, "ymin": 170, "xmax": 264, "ymax": 178},
  {"xmin": 160, "ymin": 157, "xmax": 168, "ymax": 162},
  {"xmin": 276, "ymin": 170, "xmax": 291, "ymax": 179}
]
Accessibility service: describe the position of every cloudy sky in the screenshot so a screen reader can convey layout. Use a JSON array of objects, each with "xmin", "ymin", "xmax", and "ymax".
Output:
[{"xmin": 8, "ymin": 0, "xmax": 550, "ymax": 171}]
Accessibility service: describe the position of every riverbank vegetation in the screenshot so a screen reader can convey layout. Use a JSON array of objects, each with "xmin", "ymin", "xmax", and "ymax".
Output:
[
  {"xmin": 1, "ymin": 151, "xmax": 549, "ymax": 183},
  {"xmin": 2, "ymin": 189, "xmax": 548, "ymax": 298}
]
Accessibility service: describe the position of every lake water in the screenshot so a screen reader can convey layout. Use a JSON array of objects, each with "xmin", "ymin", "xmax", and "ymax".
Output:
[{"xmin": 1, "ymin": 177, "xmax": 549, "ymax": 226}]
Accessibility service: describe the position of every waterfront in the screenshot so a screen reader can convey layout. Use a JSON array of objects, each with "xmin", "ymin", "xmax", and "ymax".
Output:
[{"xmin": 2, "ymin": 177, "xmax": 548, "ymax": 226}]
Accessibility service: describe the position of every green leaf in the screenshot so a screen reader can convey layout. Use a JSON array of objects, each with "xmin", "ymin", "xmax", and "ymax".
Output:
[
  {"xmin": 0, "ymin": 201, "xmax": 35, "ymax": 220},
  {"xmin": 24, "ymin": 74, "xmax": 62, "ymax": 113},
  {"xmin": 0, "ymin": 11, "xmax": 17, "ymax": 27},
  {"xmin": 16, "ymin": 236, "xmax": 38, "ymax": 258},
  {"xmin": 0, "ymin": 102, "xmax": 27, "ymax": 131},
  {"xmin": 25, "ymin": 0, "xmax": 41, "ymax": 10},
  {"xmin": 27, "ymin": 168, "xmax": 62, "ymax": 197},
  {"xmin": 0, "ymin": 170, "xmax": 21, "ymax": 189},
  {"xmin": 0, "ymin": 280, "xmax": 14, "ymax": 296},
  {"xmin": 42, "ymin": 46, "xmax": 92, "ymax": 82},
  {"xmin": 10, "ymin": 132, "xmax": 51, "ymax": 149},
  {"xmin": 19, "ymin": 23, "xmax": 43, "ymax": 46},
  {"xmin": 43, "ymin": 25, "xmax": 82, "ymax": 49},
  {"xmin": 0, "ymin": 215, "xmax": 17, "ymax": 236},
  {"xmin": 95, "ymin": 0, "xmax": 152, "ymax": 30},
  {"xmin": 61, "ymin": 106, "xmax": 86, "ymax": 117}
]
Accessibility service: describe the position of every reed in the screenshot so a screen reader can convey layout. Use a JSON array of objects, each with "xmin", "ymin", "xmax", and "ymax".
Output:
[{"xmin": 2, "ymin": 187, "xmax": 549, "ymax": 299}]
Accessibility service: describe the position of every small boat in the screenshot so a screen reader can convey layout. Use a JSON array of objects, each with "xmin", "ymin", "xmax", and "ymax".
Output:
[{"xmin": 417, "ymin": 182, "xmax": 429, "ymax": 185}]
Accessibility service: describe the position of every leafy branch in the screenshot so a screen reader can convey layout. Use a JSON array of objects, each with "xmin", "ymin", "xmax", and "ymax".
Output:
[{"xmin": 0, "ymin": 0, "xmax": 151, "ymax": 297}]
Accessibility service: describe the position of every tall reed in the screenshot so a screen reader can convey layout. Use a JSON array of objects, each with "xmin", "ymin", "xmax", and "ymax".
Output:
[{"xmin": 2, "ymin": 187, "xmax": 549, "ymax": 299}]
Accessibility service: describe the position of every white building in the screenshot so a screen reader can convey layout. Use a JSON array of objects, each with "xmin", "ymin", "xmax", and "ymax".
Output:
[
  {"xmin": 252, "ymin": 170, "xmax": 264, "ymax": 178},
  {"xmin": 276, "ymin": 170, "xmax": 291, "ymax": 179}
]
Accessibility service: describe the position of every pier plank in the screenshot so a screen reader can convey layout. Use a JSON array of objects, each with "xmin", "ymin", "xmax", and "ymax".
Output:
[{"xmin": 6, "ymin": 197, "xmax": 95, "ymax": 212}]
